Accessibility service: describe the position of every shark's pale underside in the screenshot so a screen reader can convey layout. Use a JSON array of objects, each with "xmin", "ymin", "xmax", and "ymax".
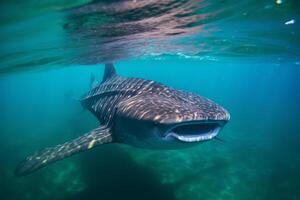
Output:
[{"xmin": 15, "ymin": 64, "xmax": 230, "ymax": 177}]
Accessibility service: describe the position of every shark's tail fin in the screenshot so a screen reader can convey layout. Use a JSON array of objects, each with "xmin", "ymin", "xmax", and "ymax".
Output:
[{"xmin": 15, "ymin": 126, "xmax": 113, "ymax": 177}]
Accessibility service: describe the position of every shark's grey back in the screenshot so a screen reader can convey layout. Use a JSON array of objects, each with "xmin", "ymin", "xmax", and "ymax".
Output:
[
  {"xmin": 81, "ymin": 69, "xmax": 157, "ymax": 125},
  {"xmin": 82, "ymin": 64, "xmax": 226, "ymax": 126}
]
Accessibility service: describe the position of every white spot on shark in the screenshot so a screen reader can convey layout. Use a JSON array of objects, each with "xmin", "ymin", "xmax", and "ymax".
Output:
[{"xmin": 88, "ymin": 140, "xmax": 96, "ymax": 149}]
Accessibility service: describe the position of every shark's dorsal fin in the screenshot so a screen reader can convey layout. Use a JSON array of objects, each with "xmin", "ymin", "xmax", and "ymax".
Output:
[
  {"xmin": 90, "ymin": 73, "xmax": 99, "ymax": 89},
  {"xmin": 102, "ymin": 63, "xmax": 116, "ymax": 82}
]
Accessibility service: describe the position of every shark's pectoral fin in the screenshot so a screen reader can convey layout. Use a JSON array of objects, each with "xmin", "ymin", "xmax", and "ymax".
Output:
[{"xmin": 15, "ymin": 126, "xmax": 113, "ymax": 177}]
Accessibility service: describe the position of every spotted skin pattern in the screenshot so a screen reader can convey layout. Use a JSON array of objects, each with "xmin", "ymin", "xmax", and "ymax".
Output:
[
  {"xmin": 81, "ymin": 75, "xmax": 228, "ymax": 125},
  {"xmin": 15, "ymin": 64, "xmax": 229, "ymax": 177},
  {"xmin": 15, "ymin": 126, "xmax": 112, "ymax": 176}
]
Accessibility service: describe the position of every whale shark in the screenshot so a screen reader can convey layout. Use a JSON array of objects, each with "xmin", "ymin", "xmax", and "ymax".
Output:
[{"xmin": 15, "ymin": 63, "xmax": 230, "ymax": 177}]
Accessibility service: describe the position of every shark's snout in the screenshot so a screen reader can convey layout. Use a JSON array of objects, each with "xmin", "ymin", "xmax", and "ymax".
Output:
[{"xmin": 159, "ymin": 96, "xmax": 230, "ymax": 143}]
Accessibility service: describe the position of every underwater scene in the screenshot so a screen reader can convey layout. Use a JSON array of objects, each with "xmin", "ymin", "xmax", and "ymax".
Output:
[{"xmin": 0, "ymin": 0, "xmax": 299, "ymax": 200}]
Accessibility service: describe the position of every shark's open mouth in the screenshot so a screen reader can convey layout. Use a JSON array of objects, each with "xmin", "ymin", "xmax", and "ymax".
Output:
[{"xmin": 165, "ymin": 122, "xmax": 223, "ymax": 142}]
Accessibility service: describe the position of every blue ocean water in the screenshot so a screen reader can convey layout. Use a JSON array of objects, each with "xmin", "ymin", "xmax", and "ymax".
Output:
[{"xmin": 0, "ymin": 0, "xmax": 300, "ymax": 200}]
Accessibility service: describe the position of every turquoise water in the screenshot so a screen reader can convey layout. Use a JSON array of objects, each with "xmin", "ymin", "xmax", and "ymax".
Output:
[{"xmin": 1, "ymin": 1, "xmax": 300, "ymax": 200}]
